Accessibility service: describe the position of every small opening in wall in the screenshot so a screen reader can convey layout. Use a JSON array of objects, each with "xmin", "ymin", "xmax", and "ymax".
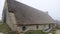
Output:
[
  {"xmin": 9, "ymin": 11, "xmax": 14, "ymax": 13},
  {"xmin": 49, "ymin": 24, "xmax": 51, "ymax": 29},
  {"xmin": 22, "ymin": 26, "xmax": 26, "ymax": 31},
  {"xmin": 36, "ymin": 25, "xmax": 38, "ymax": 29}
]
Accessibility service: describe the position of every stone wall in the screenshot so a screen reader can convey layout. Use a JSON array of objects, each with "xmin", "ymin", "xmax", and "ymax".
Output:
[
  {"xmin": 6, "ymin": 12, "xmax": 17, "ymax": 31},
  {"xmin": 17, "ymin": 25, "xmax": 49, "ymax": 33},
  {"xmin": 17, "ymin": 26, "xmax": 22, "ymax": 33}
]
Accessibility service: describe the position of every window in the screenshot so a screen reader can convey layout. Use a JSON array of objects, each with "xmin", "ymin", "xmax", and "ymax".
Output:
[{"xmin": 22, "ymin": 26, "xmax": 26, "ymax": 31}]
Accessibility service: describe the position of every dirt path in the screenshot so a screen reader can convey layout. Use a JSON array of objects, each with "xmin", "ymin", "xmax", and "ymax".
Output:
[
  {"xmin": 56, "ymin": 30, "xmax": 60, "ymax": 34},
  {"xmin": 0, "ymin": 33, "xmax": 3, "ymax": 34},
  {"xmin": 48, "ymin": 33, "xmax": 52, "ymax": 34}
]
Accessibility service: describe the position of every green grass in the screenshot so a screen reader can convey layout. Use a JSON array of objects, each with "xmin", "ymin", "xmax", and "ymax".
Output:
[
  {"xmin": 25, "ymin": 30, "xmax": 48, "ymax": 34},
  {"xmin": 52, "ymin": 31, "xmax": 56, "ymax": 34},
  {"xmin": 0, "ymin": 23, "xmax": 11, "ymax": 33},
  {"xmin": 56, "ymin": 27, "xmax": 60, "ymax": 30},
  {"xmin": 25, "ymin": 30, "xmax": 56, "ymax": 34},
  {"xmin": 48, "ymin": 28, "xmax": 56, "ymax": 34},
  {"xmin": 0, "ymin": 23, "xmax": 19, "ymax": 34}
]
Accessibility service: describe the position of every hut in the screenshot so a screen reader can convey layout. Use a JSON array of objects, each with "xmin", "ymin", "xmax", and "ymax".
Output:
[{"xmin": 2, "ymin": 0, "xmax": 56, "ymax": 33}]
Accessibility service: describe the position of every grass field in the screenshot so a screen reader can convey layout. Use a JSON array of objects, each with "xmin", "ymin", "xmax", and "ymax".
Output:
[
  {"xmin": 0, "ymin": 23, "xmax": 19, "ymax": 34},
  {"xmin": 25, "ymin": 30, "xmax": 48, "ymax": 34}
]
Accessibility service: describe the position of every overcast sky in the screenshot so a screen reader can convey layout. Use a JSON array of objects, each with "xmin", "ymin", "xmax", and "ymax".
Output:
[
  {"xmin": 0, "ymin": 0, "xmax": 5, "ymax": 20},
  {"xmin": 0, "ymin": 0, "xmax": 60, "ymax": 20}
]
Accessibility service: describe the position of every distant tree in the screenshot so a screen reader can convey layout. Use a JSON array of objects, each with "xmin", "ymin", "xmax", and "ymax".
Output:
[{"xmin": 0, "ymin": 19, "xmax": 3, "ymax": 24}]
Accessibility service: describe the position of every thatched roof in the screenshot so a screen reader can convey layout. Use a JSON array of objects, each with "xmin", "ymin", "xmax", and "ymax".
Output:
[{"xmin": 6, "ymin": 0, "xmax": 55, "ymax": 25}]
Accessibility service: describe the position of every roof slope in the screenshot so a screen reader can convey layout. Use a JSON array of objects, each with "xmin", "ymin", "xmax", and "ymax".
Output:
[{"xmin": 6, "ymin": 0, "xmax": 55, "ymax": 24}]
